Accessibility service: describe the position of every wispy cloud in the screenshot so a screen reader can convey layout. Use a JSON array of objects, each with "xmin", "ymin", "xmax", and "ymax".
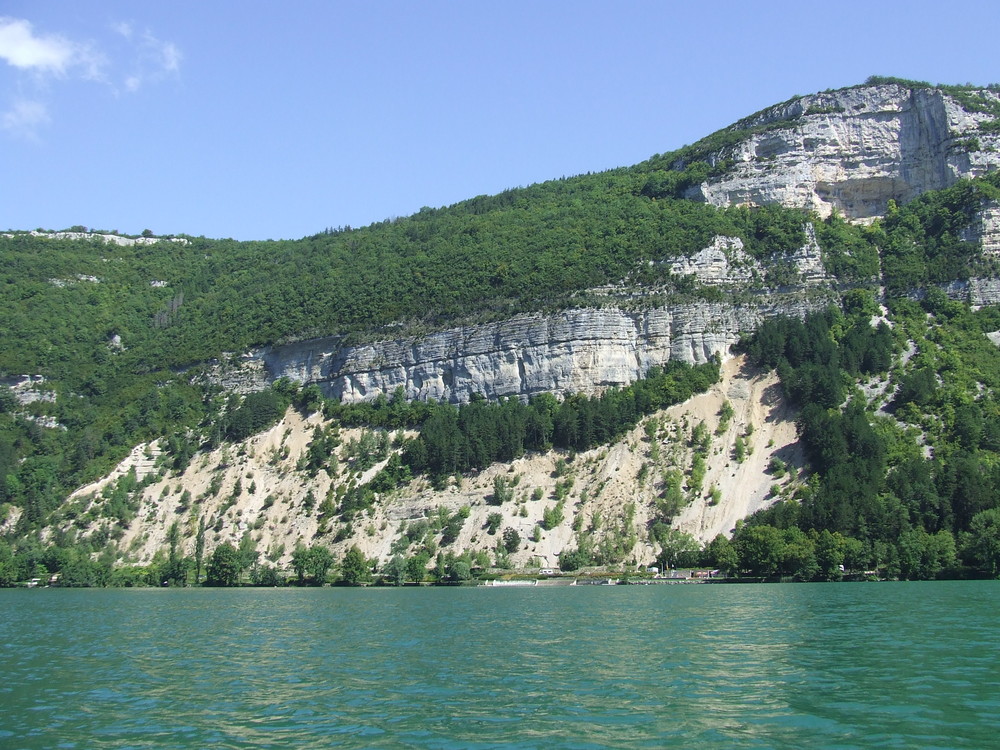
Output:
[
  {"xmin": 158, "ymin": 38, "xmax": 181, "ymax": 74},
  {"xmin": 1, "ymin": 98, "xmax": 50, "ymax": 140},
  {"xmin": 116, "ymin": 26, "xmax": 182, "ymax": 91},
  {"xmin": 112, "ymin": 21, "xmax": 133, "ymax": 40},
  {"xmin": 0, "ymin": 16, "xmax": 181, "ymax": 139}
]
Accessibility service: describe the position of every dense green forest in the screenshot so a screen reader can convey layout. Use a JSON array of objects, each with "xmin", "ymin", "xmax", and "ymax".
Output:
[{"xmin": 3, "ymin": 80, "xmax": 1000, "ymax": 584}]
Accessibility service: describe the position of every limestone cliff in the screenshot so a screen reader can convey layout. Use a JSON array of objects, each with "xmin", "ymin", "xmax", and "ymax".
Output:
[
  {"xmin": 210, "ymin": 225, "xmax": 833, "ymax": 404},
  {"xmin": 958, "ymin": 200, "xmax": 1000, "ymax": 306},
  {"xmin": 1, "ymin": 230, "xmax": 190, "ymax": 246},
  {"xmin": 669, "ymin": 224, "xmax": 829, "ymax": 288},
  {"xmin": 686, "ymin": 84, "xmax": 1000, "ymax": 220},
  {"xmin": 211, "ymin": 289, "xmax": 832, "ymax": 405}
]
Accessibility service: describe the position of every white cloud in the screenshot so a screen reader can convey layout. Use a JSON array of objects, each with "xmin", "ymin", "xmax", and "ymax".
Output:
[
  {"xmin": 0, "ymin": 16, "xmax": 181, "ymax": 138},
  {"xmin": 132, "ymin": 30, "xmax": 182, "ymax": 89},
  {"xmin": 0, "ymin": 17, "xmax": 103, "ymax": 78},
  {"xmin": 112, "ymin": 21, "xmax": 133, "ymax": 40},
  {"xmin": 109, "ymin": 23, "xmax": 182, "ymax": 92},
  {"xmin": 158, "ymin": 39, "xmax": 181, "ymax": 74},
  {"xmin": 2, "ymin": 99, "xmax": 50, "ymax": 140},
  {"xmin": 0, "ymin": 17, "xmax": 181, "ymax": 91}
]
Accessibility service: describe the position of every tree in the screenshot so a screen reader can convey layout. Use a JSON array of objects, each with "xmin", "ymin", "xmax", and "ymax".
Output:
[
  {"xmin": 965, "ymin": 508, "xmax": 1000, "ymax": 576},
  {"xmin": 781, "ymin": 527, "xmax": 818, "ymax": 580},
  {"xmin": 651, "ymin": 524, "xmax": 700, "ymax": 569},
  {"xmin": 815, "ymin": 529, "xmax": 846, "ymax": 580},
  {"xmin": 225, "ymin": 389, "xmax": 288, "ymax": 442},
  {"xmin": 489, "ymin": 475, "xmax": 513, "ymax": 506},
  {"xmin": 0, "ymin": 541, "xmax": 17, "ymax": 587},
  {"xmin": 252, "ymin": 564, "xmax": 284, "ymax": 587},
  {"xmin": 160, "ymin": 556, "xmax": 189, "ymax": 587},
  {"xmin": 291, "ymin": 541, "xmax": 310, "ymax": 584},
  {"xmin": 406, "ymin": 550, "xmax": 431, "ymax": 582},
  {"xmin": 501, "ymin": 527, "xmax": 521, "ymax": 553},
  {"xmin": 161, "ymin": 521, "xmax": 188, "ymax": 586},
  {"xmin": 485, "ymin": 512, "xmax": 503, "ymax": 535},
  {"xmin": 297, "ymin": 384, "xmax": 325, "ymax": 415},
  {"xmin": 60, "ymin": 555, "xmax": 97, "ymax": 587},
  {"xmin": 237, "ymin": 531, "xmax": 259, "ymax": 580},
  {"xmin": 167, "ymin": 521, "xmax": 181, "ymax": 560},
  {"xmin": 734, "ymin": 525, "xmax": 785, "ymax": 577},
  {"xmin": 897, "ymin": 528, "xmax": 957, "ymax": 580},
  {"xmin": 448, "ymin": 560, "xmax": 472, "ymax": 581},
  {"xmin": 386, "ymin": 554, "xmax": 407, "ymax": 586},
  {"xmin": 704, "ymin": 534, "xmax": 738, "ymax": 575},
  {"xmin": 306, "ymin": 545, "xmax": 334, "ymax": 584},
  {"xmin": 657, "ymin": 470, "xmax": 685, "ymax": 521},
  {"xmin": 341, "ymin": 545, "xmax": 371, "ymax": 585},
  {"xmin": 541, "ymin": 500, "xmax": 565, "ymax": 531},
  {"xmin": 558, "ymin": 547, "xmax": 590, "ymax": 571},
  {"xmin": 440, "ymin": 510, "xmax": 465, "ymax": 546},
  {"xmin": 205, "ymin": 543, "xmax": 241, "ymax": 587},
  {"xmin": 194, "ymin": 516, "xmax": 206, "ymax": 584}
]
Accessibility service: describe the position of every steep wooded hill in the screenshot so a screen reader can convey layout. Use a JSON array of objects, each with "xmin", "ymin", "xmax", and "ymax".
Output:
[{"xmin": 3, "ymin": 78, "xmax": 1000, "ymax": 584}]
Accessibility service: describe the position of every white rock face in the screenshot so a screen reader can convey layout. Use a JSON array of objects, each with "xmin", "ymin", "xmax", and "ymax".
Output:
[
  {"xmin": 1, "ymin": 230, "xmax": 189, "ymax": 246},
  {"xmin": 669, "ymin": 224, "xmax": 830, "ymax": 289},
  {"xmin": 670, "ymin": 236, "xmax": 758, "ymax": 286},
  {"xmin": 966, "ymin": 278, "xmax": 1000, "ymax": 306},
  {"xmin": 225, "ymin": 296, "xmax": 827, "ymax": 404},
  {"xmin": 957, "ymin": 201, "xmax": 1000, "ymax": 305},
  {"xmin": 690, "ymin": 85, "xmax": 1000, "ymax": 220},
  {"xmin": 963, "ymin": 200, "xmax": 1000, "ymax": 259},
  {"xmin": 786, "ymin": 223, "xmax": 830, "ymax": 284},
  {"xmin": 2, "ymin": 375, "xmax": 56, "ymax": 406}
]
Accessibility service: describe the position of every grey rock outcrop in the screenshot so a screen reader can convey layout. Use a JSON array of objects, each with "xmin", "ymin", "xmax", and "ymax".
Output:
[
  {"xmin": 962, "ymin": 200, "xmax": 1000, "ymax": 258},
  {"xmin": 669, "ymin": 236, "xmax": 758, "ymax": 286},
  {"xmin": 214, "ymin": 294, "xmax": 828, "ymax": 405},
  {"xmin": 943, "ymin": 277, "xmax": 1000, "ymax": 307},
  {"xmin": 2, "ymin": 230, "xmax": 189, "ymax": 246},
  {"xmin": 669, "ymin": 224, "xmax": 830, "ymax": 289},
  {"xmin": 960, "ymin": 201, "xmax": 1000, "ymax": 305},
  {"xmin": 689, "ymin": 84, "xmax": 1000, "ymax": 220}
]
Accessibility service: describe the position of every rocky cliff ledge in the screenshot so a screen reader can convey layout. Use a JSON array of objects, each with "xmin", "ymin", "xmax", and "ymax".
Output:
[
  {"xmin": 669, "ymin": 225, "xmax": 830, "ymax": 287},
  {"xmin": 689, "ymin": 84, "xmax": 1000, "ymax": 220},
  {"xmin": 1, "ymin": 230, "xmax": 189, "ymax": 246},
  {"xmin": 210, "ymin": 295, "xmax": 829, "ymax": 404}
]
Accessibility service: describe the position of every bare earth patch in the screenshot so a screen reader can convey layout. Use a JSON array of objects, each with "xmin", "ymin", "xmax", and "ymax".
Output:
[{"xmin": 56, "ymin": 355, "xmax": 803, "ymax": 572}]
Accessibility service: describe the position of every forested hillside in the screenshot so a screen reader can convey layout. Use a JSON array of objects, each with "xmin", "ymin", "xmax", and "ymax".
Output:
[
  {"xmin": 0, "ymin": 156, "xmax": 818, "ymax": 516},
  {"xmin": 729, "ymin": 298, "xmax": 1000, "ymax": 579},
  {"xmin": 3, "ymin": 79, "xmax": 1000, "ymax": 585}
]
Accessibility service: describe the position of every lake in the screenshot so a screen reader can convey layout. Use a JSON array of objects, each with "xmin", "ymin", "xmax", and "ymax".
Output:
[{"xmin": 1, "ymin": 582, "xmax": 997, "ymax": 748}]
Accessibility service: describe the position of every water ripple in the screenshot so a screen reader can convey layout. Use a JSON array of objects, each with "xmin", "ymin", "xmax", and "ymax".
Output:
[{"xmin": 1, "ymin": 582, "xmax": 998, "ymax": 748}]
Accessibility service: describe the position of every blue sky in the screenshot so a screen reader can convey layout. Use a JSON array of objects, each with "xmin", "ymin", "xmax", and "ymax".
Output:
[{"xmin": 2, "ymin": 1, "xmax": 998, "ymax": 240}]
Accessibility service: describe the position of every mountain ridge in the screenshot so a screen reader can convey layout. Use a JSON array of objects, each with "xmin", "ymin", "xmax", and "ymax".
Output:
[{"xmin": 3, "ymin": 79, "xmax": 1000, "ymax": 585}]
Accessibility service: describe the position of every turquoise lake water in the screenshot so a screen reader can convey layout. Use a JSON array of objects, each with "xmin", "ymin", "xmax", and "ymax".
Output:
[{"xmin": 1, "ymin": 581, "xmax": 998, "ymax": 748}]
